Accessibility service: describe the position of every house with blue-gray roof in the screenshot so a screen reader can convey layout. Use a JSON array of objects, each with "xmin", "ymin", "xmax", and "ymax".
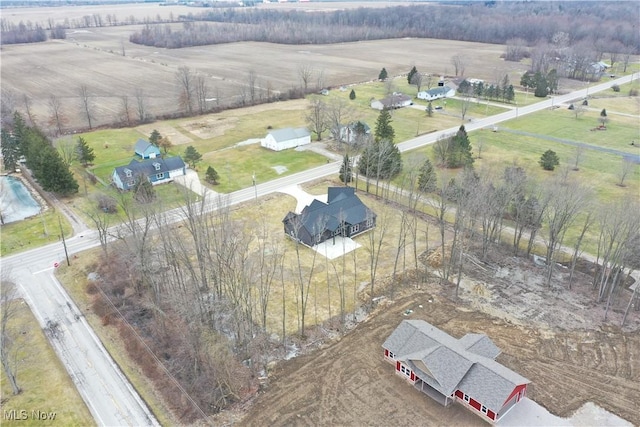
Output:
[
  {"xmin": 383, "ymin": 319, "xmax": 530, "ymax": 424},
  {"xmin": 134, "ymin": 139, "xmax": 161, "ymax": 159},
  {"xmin": 282, "ymin": 187, "xmax": 376, "ymax": 247},
  {"xmin": 111, "ymin": 156, "xmax": 186, "ymax": 191}
]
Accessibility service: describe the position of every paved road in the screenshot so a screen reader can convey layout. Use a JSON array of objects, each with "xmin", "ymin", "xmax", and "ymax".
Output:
[{"xmin": 1, "ymin": 73, "xmax": 636, "ymax": 426}]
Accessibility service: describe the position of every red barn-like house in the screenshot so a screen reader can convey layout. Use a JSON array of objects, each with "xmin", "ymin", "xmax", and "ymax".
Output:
[{"xmin": 383, "ymin": 320, "xmax": 530, "ymax": 423}]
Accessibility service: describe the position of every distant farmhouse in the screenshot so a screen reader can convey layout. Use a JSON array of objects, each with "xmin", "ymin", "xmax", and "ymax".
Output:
[
  {"xmin": 134, "ymin": 138, "xmax": 161, "ymax": 159},
  {"xmin": 283, "ymin": 187, "xmax": 376, "ymax": 247},
  {"xmin": 417, "ymin": 85, "xmax": 456, "ymax": 101},
  {"xmin": 370, "ymin": 93, "xmax": 413, "ymax": 110},
  {"xmin": 383, "ymin": 320, "xmax": 530, "ymax": 424},
  {"xmin": 261, "ymin": 127, "xmax": 311, "ymax": 151},
  {"xmin": 339, "ymin": 121, "xmax": 371, "ymax": 144},
  {"xmin": 112, "ymin": 157, "xmax": 186, "ymax": 191}
]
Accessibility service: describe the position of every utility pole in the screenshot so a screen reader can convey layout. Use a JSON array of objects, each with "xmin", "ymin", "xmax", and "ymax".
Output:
[
  {"xmin": 59, "ymin": 215, "xmax": 70, "ymax": 266},
  {"xmin": 252, "ymin": 172, "xmax": 257, "ymax": 203}
]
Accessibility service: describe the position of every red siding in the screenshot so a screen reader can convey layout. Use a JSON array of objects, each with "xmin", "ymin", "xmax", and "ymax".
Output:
[
  {"xmin": 455, "ymin": 390, "xmax": 463, "ymax": 399},
  {"xmin": 385, "ymin": 349, "xmax": 389, "ymax": 357},
  {"xmin": 487, "ymin": 409, "xmax": 496, "ymax": 420},
  {"xmin": 502, "ymin": 384, "xmax": 527, "ymax": 407},
  {"xmin": 469, "ymin": 398, "xmax": 481, "ymax": 411},
  {"xmin": 410, "ymin": 372, "xmax": 415, "ymax": 381},
  {"xmin": 396, "ymin": 361, "xmax": 401, "ymax": 371}
]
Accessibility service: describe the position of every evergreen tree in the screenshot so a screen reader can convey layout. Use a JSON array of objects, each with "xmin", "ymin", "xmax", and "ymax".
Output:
[
  {"xmin": 378, "ymin": 68, "xmax": 388, "ymax": 81},
  {"xmin": 133, "ymin": 177, "xmax": 156, "ymax": 203},
  {"xmin": 407, "ymin": 66, "xmax": 418, "ymax": 85},
  {"xmin": 539, "ymin": 150, "xmax": 559, "ymax": 170},
  {"xmin": 417, "ymin": 158, "xmax": 437, "ymax": 193},
  {"xmin": 0, "ymin": 129, "xmax": 20, "ymax": 172},
  {"xmin": 339, "ymin": 154, "xmax": 352, "ymax": 184},
  {"xmin": 426, "ymin": 101, "xmax": 433, "ymax": 117},
  {"xmin": 75, "ymin": 136, "xmax": 95, "ymax": 167},
  {"xmin": 474, "ymin": 81, "xmax": 484, "ymax": 98},
  {"xmin": 149, "ymin": 129, "xmax": 161, "ymax": 147},
  {"xmin": 349, "ymin": 89, "xmax": 356, "ymax": 100},
  {"xmin": 505, "ymin": 85, "xmax": 515, "ymax": 103},
  {"xmin": 599, "ymin": 108, "xmax": 608, "ymax": 126},
  {"xmin": 205, "ymin": 166, "xmax": 220, "ymax": 184},
  {"xmin": 183, "ymin": 145, "xmax": 202, "ymax": 168},
  {"xmin": 534, "ymin": 72, "xmax": 549, "ymax": 97},
  {"xmin": 520, "ymin": 71, "xmax": 536, "ymax": 90},
  {"xmin": 14, "ymin": 115, "xmax": 78, "ymax": 195},
  {"xmin": 500, "ymin": 74, "xmax": 510, "ymax": 101},
  {"xmin": 446, "ymin": 125, "xmax": 474, "ymax": 168},
  {"xmin": 374, "ymin": 109, "xmax": 395, "ymax": 143}
]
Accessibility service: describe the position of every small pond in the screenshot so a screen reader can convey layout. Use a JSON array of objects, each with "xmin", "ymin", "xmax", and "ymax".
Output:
[{"xmin": 0, "ymin": 175, "xmax": 42, "ymax": 224}]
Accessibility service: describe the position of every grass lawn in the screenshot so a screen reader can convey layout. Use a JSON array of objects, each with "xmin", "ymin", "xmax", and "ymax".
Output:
[
  {"xmin": 0, "ymin": 299, "xmax": 94, "ymax": 426},
  {"xmin": 1, "ymin": 209, "xmax": 72, "ymax": 257}
]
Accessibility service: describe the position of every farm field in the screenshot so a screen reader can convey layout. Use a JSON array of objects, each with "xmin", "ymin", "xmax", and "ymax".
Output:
[{"xmin": 2, "ymin": 18, "xmax": 531, "ymax": 132}]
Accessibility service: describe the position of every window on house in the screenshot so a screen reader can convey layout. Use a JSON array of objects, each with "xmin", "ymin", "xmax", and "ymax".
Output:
[
  {"xmin": 464, "ymin": 394, "xmax": 469, "ymax": 402},
  {"xmin": 316, "ymin": 234, "xmax": 322, "ymax": 243},
  {"xmin": 128, "ymin": 180, "xmax": 135, "ymax": 187},
  {"xmin": 366, "ymin": 218, "xmax": 374, "ymax": 227},
  {"xmin": 481, "ymin": 406, "xmax": 487, "ymax": 414},
  {"xmin": 351, "ymin": 224, "xmax": 360, "ymax": 234},
  {"xmin": 156, "ymin": 173, "xmax": 164, "ymax": 179},
  {"xmin": 153, "ymin": 162, "xmax": 161, "ymax": 171},
  {"xmin": 388, "ymin": 352, "xmax": 395, "ymax": 359},
  {"xmin": 125, "ymin": 169, "xmax": 132, "ymax": 177}
]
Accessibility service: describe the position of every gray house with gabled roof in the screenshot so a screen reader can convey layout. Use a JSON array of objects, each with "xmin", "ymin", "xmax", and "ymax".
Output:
[
  {"xmin": 111, "ymin": 156, "xmax": 186, "ymax": 191},
  {"xmin": 282, "ymin": 187, "xmax": 376, "ymax": 247},
  {"xmin": 383, "ymin": 320, "xmax": 529, "ymax": 424}
]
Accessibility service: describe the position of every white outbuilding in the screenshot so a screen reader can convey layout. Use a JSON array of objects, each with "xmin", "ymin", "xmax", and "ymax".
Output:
[{"xmin": 261, "ymin": 127, "xmax": 311, "ymax": 151}]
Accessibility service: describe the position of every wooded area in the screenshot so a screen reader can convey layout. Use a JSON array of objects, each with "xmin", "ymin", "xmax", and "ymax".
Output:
[{"xmin": 128, "ymin": 3, "xmax": 638, "ymax": 51}]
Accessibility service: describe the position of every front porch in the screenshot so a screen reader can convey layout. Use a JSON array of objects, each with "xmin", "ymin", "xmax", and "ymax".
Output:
[{"xmin": 413, "ymin": 378, "xmax": 453, "ymax": 407}]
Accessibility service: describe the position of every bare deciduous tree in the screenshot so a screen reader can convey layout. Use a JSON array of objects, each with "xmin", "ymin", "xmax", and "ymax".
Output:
[
  {"xmin": 195, "ymin": 75, "xmax": 208, "ymax": 114},
  {"xmin": 306, "ymin": 98, "xmax": 329, "ymax": 141},
  {"xmin": 176, "ymin": 66, "xmax": 195, "ymax": 115},
  {"xmin": 120, "ymin": 95, "xmax": 132, "ymax": 126},
  {"xmin": 1, "ymin": 279, "xmax": 24, "ymax": 395},
  {"xmin": 79, "ymin": 84, "xmax": 93, "ymax": 129},
  {"xmin": 451, "ymin": 54, "xmax": 466, "ymax": 77},
  {"xmin": 134, "ymin": 88, "xmax": 148, "ymax": 123},
  {"xmin": 47, "ymin": 94, "xmax": 67, "ymax": 136},
  {"xmin": 617, "ymin": 156, "xmax": 635, "ymax": 187},
  {"xmin": 298, "ymin": 63, "xmax": 313, "ymax": 94}
]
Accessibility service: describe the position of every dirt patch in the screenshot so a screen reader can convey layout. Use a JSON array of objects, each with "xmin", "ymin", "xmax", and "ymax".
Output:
[
  {"xmin": 136, "ymin": 123, "xmax": 193, "ymax": 145},
  {"xmin": 233, "ymin": 246, "xmax": 640, "ymax": 426},
  {"xmin": 181, "ymin": 116, "xmax": 239, "ymax": 140}
]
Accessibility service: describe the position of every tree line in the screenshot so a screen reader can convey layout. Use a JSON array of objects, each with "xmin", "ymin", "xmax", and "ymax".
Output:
[
  {"xmin": 128, "ymin": 3, "xmax": 638, "ymax": 52},
  {"xmin": 1, "ymin": 113, "xmax": 78, "ymax": 196}
]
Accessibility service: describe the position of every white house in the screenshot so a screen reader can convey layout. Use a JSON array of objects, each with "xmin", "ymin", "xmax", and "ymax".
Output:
[
  {"xmin": 417, "ymin": 85, "xmax": 456, "ymax": 101},
  {"xmin": 261, "ymin": 127, "xmax": 311, "ymax": 151}
]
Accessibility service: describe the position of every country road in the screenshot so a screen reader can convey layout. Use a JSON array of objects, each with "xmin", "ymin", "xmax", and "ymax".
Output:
[{"xmin": 1, "ymin": 73, "xmax": 637, "ymax": 426}]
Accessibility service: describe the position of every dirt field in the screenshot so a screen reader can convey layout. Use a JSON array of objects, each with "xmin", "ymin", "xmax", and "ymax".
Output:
[{"xmin": 230, "ymin": 249, "xmax": 640, "ymax": 427}]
